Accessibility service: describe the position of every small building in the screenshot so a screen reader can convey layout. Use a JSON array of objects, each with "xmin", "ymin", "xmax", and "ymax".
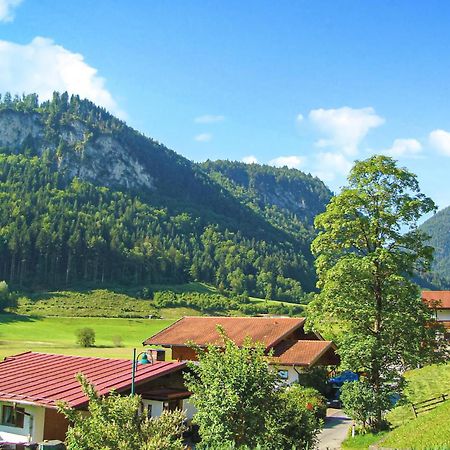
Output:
[
  {"xmin": 0, "ymin": 352, "xmax": 191, "ymax": 446},
  {"xmin": 422, "ymin": 290, "xmax": 450, "ymax": 336},
  {"xmin": 143, "ymin": 316, "xmax": 339, "ymax": 384}
]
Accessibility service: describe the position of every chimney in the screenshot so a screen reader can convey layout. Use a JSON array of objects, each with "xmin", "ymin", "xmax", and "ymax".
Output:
[{"xmin": 147, "ymin": 348, "xmax": 166, "ymax": 362}]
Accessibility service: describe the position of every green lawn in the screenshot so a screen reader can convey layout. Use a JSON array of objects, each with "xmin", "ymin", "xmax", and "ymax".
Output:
[
  {"xmin": 0, "ymin": 314, "xmax": 173, "ymax": 360},
  {"xmin": 341, "ymin": 432, "xmax": 387, "ymax": 449},
  {"xmin": 382, "ymin": 401, "xmax": 450, "ymax": 449},
  {"xmin": 343, "ymin": 363, "xmax": 450, "ymax": 449},
  {"xmin": 387, "ymin": 363, "xmax": 450, "ymax": 427}
]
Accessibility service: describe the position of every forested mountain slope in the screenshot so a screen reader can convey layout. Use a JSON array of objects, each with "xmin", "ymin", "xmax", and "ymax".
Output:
[
  {"xmin": 0, "ymin": 92, "xmax": 331, "ymax": 299},
  {"xmin": 420, "ymin": 205, "xmax": 450, "ymax": 286},
  {"xmin": 201, "ymin": 160, "xmax": 331, "ymax": 244}
]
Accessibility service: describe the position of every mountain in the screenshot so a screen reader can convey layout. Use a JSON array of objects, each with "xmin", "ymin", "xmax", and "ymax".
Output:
[
  {"xmin": 420, "ymin": 206, "xmax": 450, "ymax": 287},
  {"xmin": 0, "ymin": 92, "xmax": 331, "ymax": 299},
  {"xmin": 201, "ymin": 160, "xmax": 331, "ymax": 242}
]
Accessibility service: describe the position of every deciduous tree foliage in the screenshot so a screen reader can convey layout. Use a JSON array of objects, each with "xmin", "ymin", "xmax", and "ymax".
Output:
[
  {"xmin": 184, "ymin": 328, "xmax": 321, "ymax": 449},
  {"xmin": 0, "ymin": 280, "xmax": 16, "ymax": 311},
  {"xmin": 57, "ymin": 374, "xmax": 186, "ymax": 450},
  {"xmin": 307, "ymin": 155, "xmax": 448, "ymax": 428}
]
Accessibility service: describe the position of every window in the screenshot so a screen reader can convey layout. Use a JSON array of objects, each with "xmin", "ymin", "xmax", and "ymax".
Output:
[
  {"xmin": 146, "ymin": 404, "xmax": 152, "ymax": 418},
  {"xmin": 1, "ymin": 405, "xmax": 25, "ymax": 428},
  {"xmin": 278, "ymin": 369, "xmax": 289, "ymax": 381},
  {"xmin": 163, "ymin": 399, "xmax": 183, "ymax": 412}
]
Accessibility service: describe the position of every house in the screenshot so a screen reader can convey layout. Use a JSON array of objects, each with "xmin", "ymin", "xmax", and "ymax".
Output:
[
  {"xmin": 422, "ymin": 290, "xmax": 450, "ymax": 336},
  {"xmin": 0, "ymin": 352, "xmax": 192, "ymax": 446},
  {"xmin": 143, "ymin": 316, "xmax": 339, "ymax": 384}
]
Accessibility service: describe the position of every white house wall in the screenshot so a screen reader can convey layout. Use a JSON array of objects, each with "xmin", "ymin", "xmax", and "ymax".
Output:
[
  {"xmin": 182, "ymin": 398, "xmax": 196, "ymax": 420},
  {"xmin": 0, "ymin": 402, "xmax": 45, "ymax": 444},
  {"xmin": 437, "ymin": 309, "xmax": 450, "ymax": 321},
  {"xmin": 277, "ymin": 366, "xmax": 300, "ymax": 384}
]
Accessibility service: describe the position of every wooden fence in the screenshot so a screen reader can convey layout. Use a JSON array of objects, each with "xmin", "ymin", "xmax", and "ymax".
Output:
[{"xmin": 411, "ymin": 393, "xmax": 448, "ymax": 418}]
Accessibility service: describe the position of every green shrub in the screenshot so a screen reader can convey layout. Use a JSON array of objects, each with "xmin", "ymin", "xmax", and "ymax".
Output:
[
  {"xmin": 0, "ymin": 281, "xmax": 16, "ymax": 312},
  {"xmin": 76, "ymin": 327, "xmax": 96, "ymax": 347},
  {"xmin": 286, "ymin": 384, "xmax": 327, "ymax": 420},
  {"xmin": 58, "ymin": 374, "xmax": 186, "ymax": 450},
  {"xmin": 276, "ymin": 384, "xmax": 323, "ymax": 448},
  {"xmin": 185, "ymin": 328, "xmax": 321, "ymax": 449},
  {"xmin": 341, "ymin": 380, "xmax": 390, "ymax": 431}
]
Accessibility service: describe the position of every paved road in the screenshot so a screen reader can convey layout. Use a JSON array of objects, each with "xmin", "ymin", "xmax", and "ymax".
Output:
[{"xmin": 316, "ymin": 408, "xmax": 352, "ymax": 450}]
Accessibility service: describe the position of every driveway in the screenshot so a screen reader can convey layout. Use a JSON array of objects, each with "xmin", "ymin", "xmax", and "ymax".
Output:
[{"xmin": 316, "ymin": 408, "xmax": 352, "ymax": 450}]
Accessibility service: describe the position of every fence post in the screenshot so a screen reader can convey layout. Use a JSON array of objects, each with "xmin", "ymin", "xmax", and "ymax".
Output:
[{"xmin": 411, "ymin": 404, "xmax": 417, "ymax": 418}]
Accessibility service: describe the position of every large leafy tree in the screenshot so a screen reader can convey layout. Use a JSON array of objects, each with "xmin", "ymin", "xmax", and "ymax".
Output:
[
  {"xmin": 184, "ymin": 327, "xmax": 321, "ymax": 449},
  {"xmin": 308, "ymin": 155, "xmax": 447, "ymax": 428}
]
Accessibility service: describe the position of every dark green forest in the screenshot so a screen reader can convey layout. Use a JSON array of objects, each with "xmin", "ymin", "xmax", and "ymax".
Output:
[
  {"xmin": 0, "ymin": 93, "xmax": 332, "ymax": 301},
  {"xmin": 420, "ymin": 206, "xmax": 450, "ymax": 287}
]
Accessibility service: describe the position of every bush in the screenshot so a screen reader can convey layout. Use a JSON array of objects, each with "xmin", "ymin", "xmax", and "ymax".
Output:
[
  {"xmin": 276, "ymin": 384, "xmax": 323, "ymax": 448},
  {"xmin": 76, "ymin": 327, "xmax": 96, "ymax": 347},
  {"xmin": 151, "ymin": 290, "xmax": 303, "ymax": 317},
  {"xmin": 184, "ymin": 327, "xmax": 321, "ymax": 449},
  {"xmin": 58, "ymin": 374, "xmax": 186, "ymax": 450},
  {"xmin": 340, "ymin": 380, "xmax": 391, "ymax": 431},
  {"xmin": 0, "ymin": 281, "xmax": 17, "ymax": 312},
  {"xmin": 286, "ymin": 384, "xmax": 327, "ymax": 420}
]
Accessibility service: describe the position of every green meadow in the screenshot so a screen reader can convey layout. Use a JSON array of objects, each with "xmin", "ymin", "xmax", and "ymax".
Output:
[
  {"xmin": 343, "ymin": 362, "xmax": 450, "ymax": 449},
  {"xmin": 0, "ymin": 314, "xmax": 173, "ymax": 360},
  {"xmin": 1, "ymin": 281, "xmax": 305, "ymax": 361}
]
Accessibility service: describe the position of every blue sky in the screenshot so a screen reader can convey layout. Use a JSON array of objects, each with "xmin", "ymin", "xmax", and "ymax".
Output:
[{"xmin": 1, "ymin": 1, "xmax": 450, "ymax": 210}]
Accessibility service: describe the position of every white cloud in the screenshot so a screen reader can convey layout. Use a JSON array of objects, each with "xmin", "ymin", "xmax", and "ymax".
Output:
[
  {"xmin": 312, "ymin": 152, "xmax": 353, "ymax": 182},
  {"xmin": 269, "ymin": 155, "xmax": 306, "ymax": 169},
  {"xmin": 429, "ymin": 129, "xmax": 450, "ymax": 156},
  {"xmin": 382, "ymin": 138, "xmax": 422, "ymax": 158},
  {"xmin": 309, "ymin": 106, "xmax": 385, "ymax": 155},
  {"xmin": 194, "ymin": 114, "xmax": 225, "ymax": 124},
  {"xmin": 194, "ymin": 133, "xmax": 212, "ymax": 142},
  {"xmin": 242, "ymin": 155, "xmax": 258, "ymax": 164},
  {"xmin": 0, "ymin": 37, "xmax": 124, "ymax": 117},
  {"xmin": 296, "ymin": 113, "xmax": 304, "ymax": 123},
  {"xmin": 0, "ymin": 0, "xmax": 22, "ymax": 22}
]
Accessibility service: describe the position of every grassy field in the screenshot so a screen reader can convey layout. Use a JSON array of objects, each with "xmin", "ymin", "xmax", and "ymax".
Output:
[
  {"xmin": 0, "ymin": 314, "xmax": 173, "ymax": 360},
  {"xmin": 387, "ymin": 363, "xmax": 450, "ymax": 426},
  {"xmin": 382, "ymin": 400, "xmax": 450, "ymax": 448},
  {"xmin": 342, "ymin": 362, "xmax": 450, "ymax": 449},
  {"xmin": 13, "ymin": 282, "xmax": 303, "ymax": 320},
  {"xmin": 14, "ymin": 282, "xmax": 215, "ymax": 319}
]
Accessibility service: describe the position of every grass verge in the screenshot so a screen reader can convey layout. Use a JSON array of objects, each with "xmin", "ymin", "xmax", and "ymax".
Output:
[{"xmin": 341, "ymin": 432, "xmax": 387, "ymax": 449}]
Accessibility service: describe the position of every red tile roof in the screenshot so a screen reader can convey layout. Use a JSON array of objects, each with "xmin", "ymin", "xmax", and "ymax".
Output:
[
  {"xmin": 143, "ymin": 316, "xmax": 306, "ymax": 349},
  {"xmin": 422, "ymin": 291, "xmax": 450, "ymax": 309},
  {"xmin": 0, "ymin": 352, "xmax": 185, "ymax": 409},
  {"xmin": 271, "ymin": 340, "xmax": 337, "ymax": 366}
]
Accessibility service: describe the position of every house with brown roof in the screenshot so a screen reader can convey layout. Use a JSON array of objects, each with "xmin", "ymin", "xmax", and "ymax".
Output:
[
  {"xmin": 143, "ymin": 316, "xmax": 339, "ymax": 384},
  {"xmin": 0, "ymin": 352, "xmax": 191, "ymax": 446},
  {"xmin": 422, "ymin": 290, "xmax": 450, "ymax": 336}
]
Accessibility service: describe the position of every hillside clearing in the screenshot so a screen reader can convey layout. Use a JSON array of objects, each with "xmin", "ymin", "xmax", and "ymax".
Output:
[{"xmin": 13, "ymin": 284, "xmax": 303, "ymax": 319}]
